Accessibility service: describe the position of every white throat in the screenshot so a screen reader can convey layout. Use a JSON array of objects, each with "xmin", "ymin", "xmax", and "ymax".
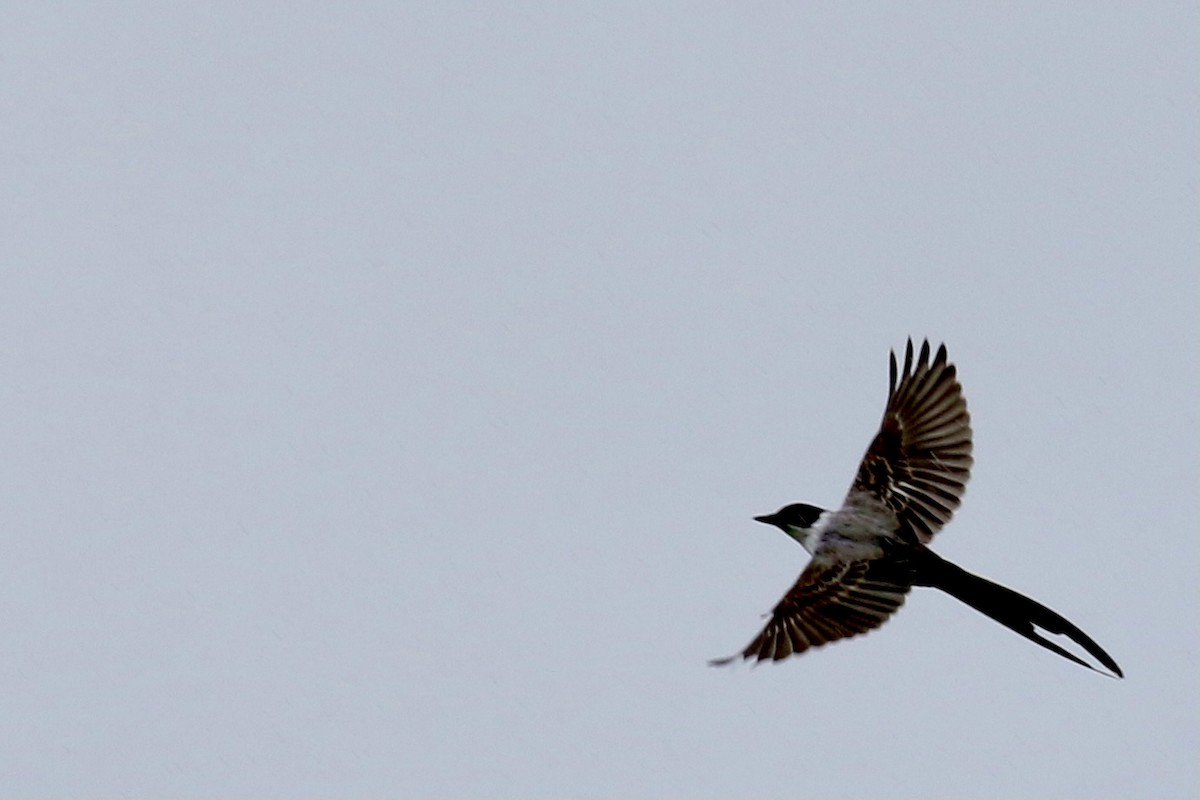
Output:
[{"xmin": 784, "ymin": 511, "xmax": 832, "ymax": 555}]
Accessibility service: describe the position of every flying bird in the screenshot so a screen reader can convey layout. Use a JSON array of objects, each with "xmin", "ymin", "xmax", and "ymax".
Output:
[{"xmin": 712, "ymin": 339, "xmax": 1122, "ymax": 677}]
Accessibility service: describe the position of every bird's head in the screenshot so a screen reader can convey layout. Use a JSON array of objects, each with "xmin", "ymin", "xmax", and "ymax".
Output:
[
  {"xmin": 754, "ymin": 502, "xmax": 827, "ymax": 550},
  {"xmin": 754, "ymin": 502, "xmax": 825, "ymax": 530}
]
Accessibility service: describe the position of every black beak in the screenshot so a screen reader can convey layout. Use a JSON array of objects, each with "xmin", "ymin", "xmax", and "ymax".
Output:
[{"xmin": 754, "ymin": 513, "xmax": 778, "ymax": 526}]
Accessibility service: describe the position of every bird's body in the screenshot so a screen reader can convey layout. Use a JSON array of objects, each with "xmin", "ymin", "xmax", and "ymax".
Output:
[
  {"xmin": 805, "ymin": 492, "xmax": 895, "ymax": 558},
  {"xmin": 713, "ymin": 340, "xmax": 1122, "ymax": 677}
]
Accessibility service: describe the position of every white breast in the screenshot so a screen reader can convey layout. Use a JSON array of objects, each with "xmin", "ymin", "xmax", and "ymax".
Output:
[{"xmin": 808, "ymin": 491, "xmax": 900, "ymax": 559}]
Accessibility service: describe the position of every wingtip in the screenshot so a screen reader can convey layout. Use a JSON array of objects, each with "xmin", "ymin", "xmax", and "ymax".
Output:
[
  {"xmin": 917, "ymin": 339, "xmax": 931, "ymax": 367},
  {"xmin": 896, "ymin": 337, "xmax": 956, "ymax": 380}
]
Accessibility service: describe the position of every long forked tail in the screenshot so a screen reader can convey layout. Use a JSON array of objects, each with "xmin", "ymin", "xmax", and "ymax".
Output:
[{"xmin": 912, "ymin": 549, "xmax": 1123, "ymax": 678}]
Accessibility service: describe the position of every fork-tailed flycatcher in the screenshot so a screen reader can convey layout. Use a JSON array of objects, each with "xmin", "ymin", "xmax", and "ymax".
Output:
[{"xmin": 712, "ymin": 340, "xmax": 1122, "ymax": 677}]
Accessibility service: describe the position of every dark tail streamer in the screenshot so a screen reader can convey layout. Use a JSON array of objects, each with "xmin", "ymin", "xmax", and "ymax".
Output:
[{"xmin": 912, "ymin": 548, "xmax": 1123, "ymax": 678}]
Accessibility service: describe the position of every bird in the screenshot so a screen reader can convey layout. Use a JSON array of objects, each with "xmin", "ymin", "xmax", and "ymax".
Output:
[{"xmin": 711, "ymin": 339, "xmax": 1123, "ymax": 677}]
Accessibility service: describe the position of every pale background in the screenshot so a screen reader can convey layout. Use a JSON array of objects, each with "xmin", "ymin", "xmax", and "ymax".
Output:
[{"xmin": 1, "ymin": 4, "xmax": 1196, "ymax": 798}]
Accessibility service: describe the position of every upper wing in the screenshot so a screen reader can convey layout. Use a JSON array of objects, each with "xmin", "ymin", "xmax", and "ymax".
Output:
[
  {"xmin": 850, "ymin": 339, "xmax": 973, "ymax": 544},
  {"xmin": 710, "ymin": 555, "xmax": 914, "ymax": 665}
]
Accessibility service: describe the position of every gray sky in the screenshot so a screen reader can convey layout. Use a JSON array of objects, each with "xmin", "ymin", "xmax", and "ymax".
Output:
[{"xmin": 1, "ymin": 4, "xmax": 1196, "ymax": 798}]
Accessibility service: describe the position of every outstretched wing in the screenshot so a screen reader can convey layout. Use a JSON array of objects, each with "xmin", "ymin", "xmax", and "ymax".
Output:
[
  {"xmin": 710, "ymin": 556, "xmax": 915, "ymax": 665},
  {"xmin": 850, "ymin": 339, "xmax": 973, "ymax": 545}
]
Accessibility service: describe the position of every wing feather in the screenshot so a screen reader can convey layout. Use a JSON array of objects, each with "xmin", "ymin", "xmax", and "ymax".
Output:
[
  {"xmin": 710, "ymin": 557, "xmax": 915, "ymax": 665},
  {"xmin": 851, "ymin": 339, "xmax": 973, "ymax": 544}
]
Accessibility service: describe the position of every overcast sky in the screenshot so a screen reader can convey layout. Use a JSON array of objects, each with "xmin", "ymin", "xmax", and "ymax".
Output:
[{"xmin": 1, "ymin": 3, "xmax": 1197, "ymax": 798}]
